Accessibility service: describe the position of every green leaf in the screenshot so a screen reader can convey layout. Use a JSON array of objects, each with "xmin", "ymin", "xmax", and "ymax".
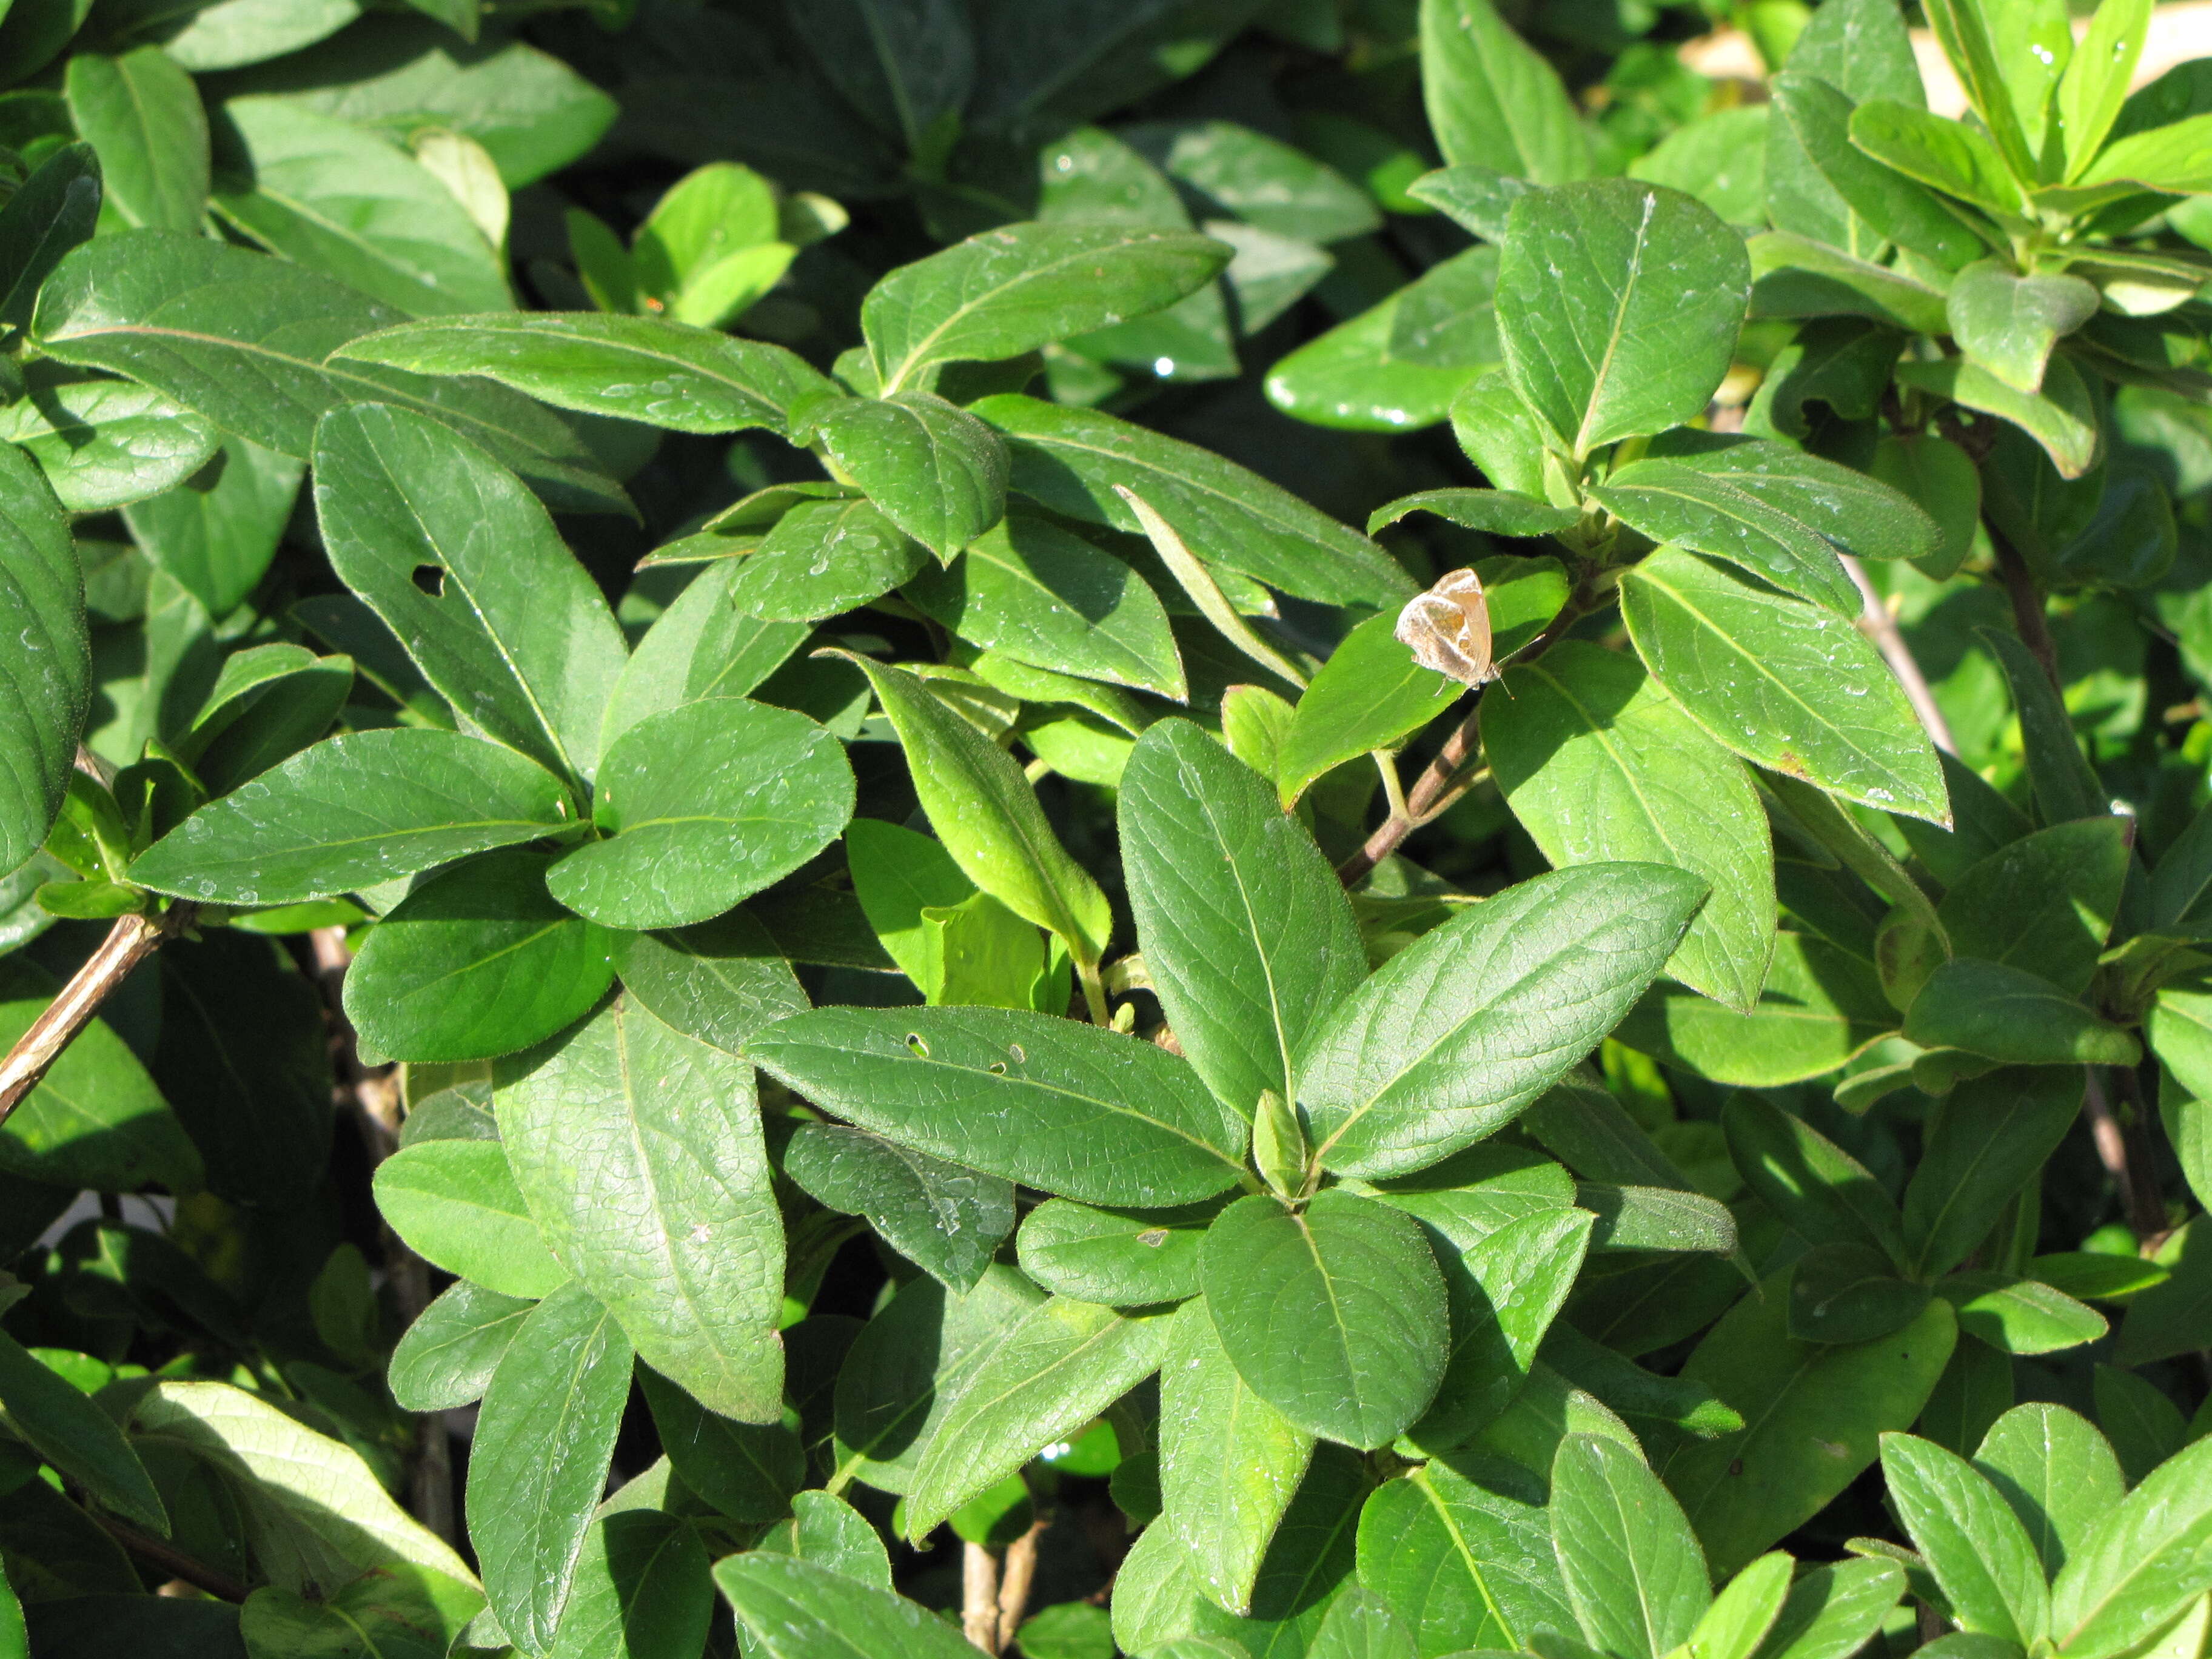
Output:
[
  {"xmin": 1894, "ymin": 357, "xmax": 2099, "ymax": 480},
  {"xmin": 1016, "ymin": 1198, "xmax": 1212, "ymax": 1307},
  {"xmin": 2080, "ymin": 112, "xmax": 2212, "ymax": 193},
  {"xmin": 335, "ymin": 312, "xmax": 841, "ymax": 439},
  {"xmin": 1936, "ymin": 819, "xmax": 2128, "ymax": 997},
  {"xmin": 1618, "ymin": 928, "xmax": 1894, "ymax": 1086},
  {"xmin": 1721, "ymin": 1094, "xmax": 1905, "ymax": 1262},
  {"xmin": 1307, "ymin": 1587, "xmax": 1418, "ymax": 1659},
  {"xmin": 1686, "ymin": 1554, "xmax": 1795, "ymax": 1659},
  {"xmin": 638, "ymin": 1364, "xmax": 802, "ymax": 1524},
  {"xmin": 1977, "ymin": 628, "xmax": 2106, "ymax": 826},
  {"xmin": 1131, "ymin": 118, "xmax": 1378, "ymax": 243},
  {"xmin": 545, "ymin": 697, "xmax": 853, "ymax": 931},
  {"xmin": 1419, "ymin": 0, "xmax": 1589, "ymax": 183},
  {"xmin": 129, "ymin": 729, "xmax": 574, "ymax": 907},
  {"xmin": 122, "ymin": 438, "xmax": 304, "ymax": 618},
  {"xmin": 1262, "ymin": 246, "xmax": 1503, "ymax": 434},
  {"xmin": 1551, "ymin": 1433, "xmax": 1711, "ymax": 1659},
  {"xmin": 1199, "ymin": 1188, "xmax": 1447, "ymax": 1451},
  {"xmin": 388, "ymin": 1279, "xmax": 532, "ymax": 1412},
  {"xmin": 1597, "ymin": 441, "xmax": 1938, "ymax": 616},
  {"xmin": 467, "ymin": 1282, "xmax": 632, "ymax": 1654},
  {"xmin": 602, "ymin": 565, "xmax": 808, "ymax": 749},
  {"xmin": 1870, "ymin": 434, "xmax": 1979, "ymax": 579},
  {"xmin": 1849, "ymin": 99, "xmax": 2026, "ymax": 220},
  {"xmin": 1946, "ymin": 261, "xmax": 2100, "ymax": 394},
  {"xmin": 1119, "ymin": 717, "xmax": 1364, "ymax": 1117},
  {"xmin": 372, "ymin": 1138, "xmax": 569, "ymax": 1299},
  {"xmin": 786, "ymin": 0, "xmax": 971, "ymax": 153},
  {"xmin": 1485, "ymin": 642, "xmax": 1774, "ymax": 1012},
  {"xmin": 497, "ymin": 993, "xmax": 785, "ymax": 1423},
  {"xmin": 548, "ymin": 1510, "xmax": 712, "ymax": 1659},
  {"xmin": 1276, "ymin": 614, "xmax": 1463, "ymax": 808},
  {"xmin": 1661, "ymin": 1278, "xmax": 1957, "ymax": 1577},
  {"xmin": 1903, "ymin": 1068, "xmax": 2083, "ymax": 1279},
  {"xmin": 0, "ymin": 143, "xmax": 102, "ymax": 336},
  {"xmin": 836, "ymin": 654, "xmax": 1111, "ymax": 967},
  {"xmin": 814, "ymin": 391, "xmax": 1008, "ymax": 560},
  {"xmin": 2048, "ymin": 1436, "xmax": 2212, "ymax": 1659},
  {"xmin": 2092, "ymin": 1367, "xmax": 2184, "ymax": 1486},
  {"xmin": 345, "ymin": 849, "xmax": 613, "ymax": 1063},
  {"xmin": 32, "ymin": 232, "xmax": 625, "ymax": 513},
  {"xmin": 1408, "ymin": 1205, "xmax": 1595, "ymax": 1452},
  {"xmin": 905, "ymin": 512, "xmax": 1184, "ymax": 699},
  {"xmin": 1748, "ymin": 232, "xmax": 1951, "ymax": 335},
  {"xmin": 756, "ymin": 1490, "xmax": 893, "ymax": 1590},
  {"xmin": 1629, "ymin": 107, "xmax": 1772, "ymax": 232},
  {"xmin": 1882, "ymin": 1432, "xmax": 2050, "ymax": 1645},
  {"xmin": 1904, "ymin": 960, "xmax": 2140, "ymax": 1066},
  {"xmin": 1496, "ymin": 179, "xmax": 1751, "ymax": 458},
  {"xmin": 241, "ymin": 1568, "xmax": 478, "ymax": 1659},
  {"xmin": 1356, "ymin": 1451, "xmax": 1572, "ymax": 1651},
  {"xmin": 1620, "ymin": 546, "xmax": 1950, "ymax": 822},
  {"xmin": 1580, "ymin": 1183, "xmax": 1738, "ymax": 1255},
  {"xmin": 1299, "ymin": 862, "xmax": 1706, "ymax": 1178},
  {"xmin": 0, "ymin": 1329, "xmax": 164, "ymax": 1534},
  {"xmin": 0, "ymin": 444, "xmax": 85, "ymax": 876},
  {"xmin": 1769, "ymin": 76, "xmax": 1988, "ymax": 270},
  {"xmin": 64, "ymin": 50, "xmax": 206, "ymax": 232},
  {"xmin": 716, "ymin": 1552, "xmax": 981, "ymax": 1659},
  {"xmin": 1749, "ymin": 1558, "xmax": 1908, "ymax": 1659},
  {"xmin": 866, "ymin": 223, "xmax": 1230, "ymax": 392},
  {"xmin": 1941, "ymin": 1273, "xmax": 2106, "ymax": 1355},
  {"xmin": 0, "ymin": 365, "xmax": 218, "ymax": 514},
  {"xmin": 313, "ymin": 401, "xmax": 626, "ymax": 788},
  {"xmin": 783, "ymin": 1122, "xmax": 1013, "ymax": 1293},
  {"xmin": 748, "ymin": 1005, "xmax": 1247, "ymax": 1206},
  {"xmin": 725, "ymin": 497, "xmax": 925, "ymax": 623},
  {"xmin": 1158, "ymin": 1296, "xmax": 1316, "ymax": 1614},
  {"xmin": 210, "ymin": 98, "xmax": 509, "ymax": 318},
  {"xmin": 972, "ymin": 394, "xmax": 1413, "ymax": 608},
  {"xmin": 903, "ymin": 1296, "xmax": 1171, "ymax": 1537},
  {"xmin": 1542, "ymin": 1325, "xmax": 1745, "ymax": 1443}
]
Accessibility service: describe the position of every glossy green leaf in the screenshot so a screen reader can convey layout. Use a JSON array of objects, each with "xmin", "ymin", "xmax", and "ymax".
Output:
[
  {"xmin": 468, "ymin": 1282, "xmax": 632, "ymax": 1654},
  {"xmin": 1419, "ymin": 0, "xmax": 1588, "ymax": 183},
  {"xmin": 1552, "ymin": 1433, "xmax": 1711, "ymax": 1659},
  {"xmin": 1748, "ymin": 232, "xmax": 1951, "ymax": 335},
  {"xmin": 1882, "ymin": 1432, "xmax": 2049, "ymax": 1644},
  {"xmin": 905, "ymin": 512, "xmax": 1184, "ymax": 699},
  {"xmin": 1618, "ymin": 927, "xmax": 1894, "ymax": 1087},
  {"xmin": 1977, "ymin": 628, "xmax": 2106, "ymax": 826},
  {"xmin": 372, "ymin": 1138, "xmax": 569, "ymax": 1299},
  {"xmin": 211, "ymin": 98, "xmax": 508, "ymax": 318},
  {"xmin": 2093, "ymin": 1367, "xmax": 2183, "ymax": 1486},
  {"xmin": 335, "ymin": 312, "xmax": 841, "ymax": 438},
  {"xmin": 2081, "ymin": 112, "xmax": 2212, "ymax": 192},
  {"xmin": 64, "ymin": 50, "xmax": 206, "ymax": 232},
  {"xmin": 1768, "ymin": 76, "xmax": 1986, "ymax": 270},
  {"xmin": 1300, "ymin": 862, "xmax": 1706, "ymax": 1178},
  {"xmin": 1263, "ymin": 247, "xmax": 1503, "ymax": 432},
  {"xmin": 240, "ymin": 1568, "xmax": 476, "ymax": 1659},
  {"xmin": 814, "ymin": 390, "xmax": 1008, "ymax": 560},
  {"xmin": 1016, "ymin": 1198, "xmax": 1211, "ymax": 1307},
  {"xmin": 603, "ymin": 563, "xmax": 809, "ymax": 749},
  {"xmin": 1946, "ymin": 261, "xmax": 2100, "ymax": 394},
  {"xmin": 756, "ymin": 1490, "xmax": 893, "ymax": 1590},
  {"xmin": 638, "ymin": 1364, "xmax": 801, "ymax": 1524},
  {"xmin": 548, "ymin": 1510, "xmax": 711, "ymax": 1659},
  {"xmin": 1497, "ymin": 179, "xmax": 1751, "ymax": 457},
  {"xmin": 972, "ymin": 394, "xmax": 1413, "ymax": 608},
  {"xmin": 1941, "ymin": 1273, "xmax": 2106, "ymax": 1355},
  {"xmin": 345, "ymin": 848, "xmax": 614, "ymax": 1062},
  {"xmin": 1750, "ymin": 1558, "xmax": 1907, "ymax": 1659},
  {"xmin": 0, "ymin": 366, "xmax": 217, "ymax": 514},
  {"xmin": 2048, "ymin": 1436, "xmax": 2212, "ymax": 1658},
  {"xmin": 904, "ymin": 1296, "xmax": 1170, "ymax": 1537},
  {"xmin": 748, "ymin": 1005, "xmax": 1247, "ymax": 1206},
  {"xmin": 838, "ymin": 654, "xmax": 1111, "ymax": 967},
  {"xmin": 1200, "ymin": 1188, "xmax": 1447, "ymax": 1450},
  {"xmin": 1904, "ymin": 961, "xmax": 2140, "ymax": 1066},
  {"xmin": 129, "ymin": 729, "xmax": 574, "ymax": 907},
  {"xmin": 1158, "ymin": 1296, "xmax": 1316, "ymax": 1614},
  {"xmin": 725, "ymin": 497, "xmax": 924, "ymax": 623},
  {"xmin": 1356, "ymin": 1451, "xmax": 1570, "ymax": 1654},
  {"xmin": 497, "ymin": 993, "xmax": 785, "ymax": 1422},
  {"xmin": 1276, "ymin": 615, "xmax": 1462, "ymax": 808},
  {"xmin": 1486, "ymin": 642, "xmax": 1774, "ymax": 1012},
  {"xmin": 0, "ymin": 444, "xmax": 85, "ymax": 876},
  {"xmin": 387, "ymin": 1279, "xmax": 532, "ymax": 1412},
  {"xmin": 0, "ymin": 1329, "xmax": 164, "ymax": 1534},
  {"xmin": 313, "ymin": 401, "xmax": 626, "ymax": 787},
  {"xmin": 1935, "ymin": 819, "xmax": 2128, "ymax": 997},
  {"xmin": 783, "ymin": 1121, "xmax": 1013, "ymax": 1293},
  {"xmin": 1620, "ymin": 546, "xmax": 1949, "ymax": 822},
  {"xmin": 1849, "ymin": 100, "xmax": 2026, "ymax": 219},
  {"xmin": 122, "ymin": 438, "xmax": 304, "ymax": 618},
  {"xmin": 1661, "ymin": 1279, "xmax": 1956, "ymax": 1577},
  {"xmin": 1894, "ymin": 357, "xmax": 2100, "ymax": 480},
  {"xmin": 716, "ymin": 1552, "xmax": 980, "ymax": 1659},
  {"xmin": 1119, "ymin": 717, "xmax": 1365, "ymax": 1118}
]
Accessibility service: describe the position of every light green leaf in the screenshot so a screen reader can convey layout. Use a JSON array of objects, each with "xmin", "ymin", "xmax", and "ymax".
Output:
[
  {"xmin": 1299, "ymin": 862, "xmax": 1706, "ymax": 1178},
  {"xmin": 1769, "ymin": 78, "xmax": 1985, "ymax": 270},
  {"xmin": 0, "ymin": 443, "xmax": 86, "ymax": 876},
  {"xmin": 546, "ymin": 697, "xmax": 854, "ymax": 931},
  {"xmin": 1751, "ymin": 1558, "xmax": 1908, "ymax": 1659},
  {"xmin": 2048, "ymin": 1436, "xmax": 2212, "ymax": 1659},
  {"xmin": 1686, "ymin": 1554, "xmax": 1795, "ymax": 1659},
  {"xmin": 2081, "ymin": 112, "xmax": 2212, "ymax": 193},
  {"xmin": 466, "ymin": 1283, "xmax": 632, "ymax": 1653},
  {"xmin": 1882, "ymin": 1432, "xmax": 2050, "ymax": 1645},
  {"xmin": 0, "ymin": 977, "xmax": 199, "ymax": 1202},
  {"xmin": 726, "ymin": 497, "xmax": 925, "ymax": 623},
  {"xmin": 1946, "ymin": 261, "xmax": 2100, "ymax": 394},
  {"xmin": 372, "ymin": 1138, "xmax": 569, "ymax": 1299},
  {"xmin": 497, "ymin": 994, "xmax": 785, "ymax": 1423},
  {"xmin": 756, "ymin": 1490, "xmax": 893, "ymax": 1590},
  {"xmin": 1355, "ymin": 1452, "xmax": 1573, "ymax": 1652},
  {"xmin": 388, "ymin": 1279, "xmax": 532, "ymax": 1412},
  {"xmin": 123, "ymin": 438, "xmax": 304, "ymax": 618},
  {"xmin": 1119, "ymin": 717, "xmax": 1365, "ymax": 1118},
  {"xmin": 1939, "ymin": 819, "xmax": 2127, "ymax": 998},
  {"xmin": 1748, "ymin": 232, "xmax": 1951, "ymax": 335},
  {"xmin": 313, "ymin": 401, "xmax": 626, "ymax": 788},
  {"xmin": 1264, "ymin": 246, "xmax": 1503, "ymax": 433},
  {"xmin": 0, "ymin": 365, "xmax": 218, "ymax": 514},
  {"xmin": 815, "ymin": 390, "xmax": 1008, "ymax": 560},
  {"xmin": 1419, "ymin": 0, "xmax": 1589, "ymax": 183},
  {"xmin": 716, "ymin": 1553, "xmax": 982, "ymax": 1659},
  {"xmin": 1200, "ymin": 1188, "xmax": 1449, "ymax": 1451},
  {"xmin": 1484, "ymin": 642, "xmax": 1775, "ymax": 1013},
  {"xmin": 1276, "ymin": 614, "xmax": 1463, "ymax": 808},
  {"xmin": 548, "ymin": 1510, "xmax": 712, "ymax": 1659},
  {"xmin": 1940, "ymin": 1274, "xmax": 2107, "ymax": 1356},
  {"xmin": 1551, "ymin": 1432, "xmax": 1711, "ymax": 1659},
  {"xmin": 64, "ymin": 50, "xmax": 206, "ymax": 232},
  {"xmin": 904, "ymin": 1295, "xmax": 1170, "ymax": 1537},
  {"xmin": 1496, "ymin": 179, "xmax": 1751, "ymax": 458},
  {"xmin": 748, "ymin": 1005, "xmax": 1247, "ymax": 1207}
]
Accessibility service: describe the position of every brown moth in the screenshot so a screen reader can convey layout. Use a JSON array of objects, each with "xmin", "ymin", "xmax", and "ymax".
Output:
[{"xmin": 1394, "ymin": 567, "xmax": 1498, "ymax": 687}]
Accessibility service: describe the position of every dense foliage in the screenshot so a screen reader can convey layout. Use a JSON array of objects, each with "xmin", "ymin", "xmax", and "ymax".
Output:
[{"xmin": 5, "ymin": 0, "xmax": 2212, "ymax": 1655}]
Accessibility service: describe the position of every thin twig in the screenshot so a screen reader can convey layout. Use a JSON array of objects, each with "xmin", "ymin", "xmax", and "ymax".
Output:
[
  {"xmin": 996, "ymin": 1518, "xmax": 1048, "ymax": 1652},
  {"xmin": 2107, "ymin": 1065, "xmax": 2171, "ymax": 1248},
  {"xmin": 0, "ymin": 905, "xmax": 195, "ymax": 1122},
  {"xmin": 962, "ymin": 1542, "xmax": 1000, "ymax": 1652},
  {"xmin": 1840, "ymin": 554, "xmax": 1956, "ymax": 756},
  {"xmin": 94, "ymin": 1512, "xmax": 251, "ymax": 1603},
  {"xmin": 2085, "ymin": 1068, "xmax": 2168, "ymax": 1250},
  {"xmin": 1988, "ymin": 525, "xmax": 2062, "ymax": 692}
]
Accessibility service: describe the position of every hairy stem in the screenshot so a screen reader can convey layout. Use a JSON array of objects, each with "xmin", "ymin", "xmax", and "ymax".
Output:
[
  {"xmin": 1840, "ymin": 553, "xmax": 1955, "ymax": 755},
  {"xmin": 0, "ymin": 904, "xmax": 195, "ymax": 1122}
]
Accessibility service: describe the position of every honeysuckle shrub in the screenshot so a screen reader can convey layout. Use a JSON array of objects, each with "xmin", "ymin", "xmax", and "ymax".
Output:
[{"xmin": 3, "ymin": 1, "xmax": 2212, "ymax": 1657}]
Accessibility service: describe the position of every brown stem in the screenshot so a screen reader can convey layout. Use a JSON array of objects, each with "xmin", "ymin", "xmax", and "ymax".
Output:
[
  {"xmin": 0, "ymin": 905, "xmax": 194, "ymax": 1122},
  {"xmin": 996, "ymin": 1518, "xmax": 1047, "ymax": 1651},
  {"xmin": 1988, "ymin": 525, "xmax": 2062, "ymax": 692},
  {"xmin": 962, "ymin": 1541, "xmax": 1000, "ymax": 1652},
  {"xmin": 2085, "ymin": 1067, "xmax": 2168, "ymax": 1249},
  {"xmin": 1840, "ymin": 554, "xmax": 1956, "ymax": 756},
  {"xmin": 95, "ymin": 1512, "xmax": 251, "ymax": 1603}
]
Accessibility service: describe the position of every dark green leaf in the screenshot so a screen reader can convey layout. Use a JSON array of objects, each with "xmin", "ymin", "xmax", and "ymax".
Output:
[
  {"xmin": 726, "ymin": 497, "xmax": 925, "ymax": 623},
  {"xmin": 1946, "ymin": 260, "xmax": 2100, "ymax": 394},
  {"xmin": 756, "ymin": 1490, "xmax": 893, "ymax": 1589},
  {"xmin": 2090, "ymin": 1367, "xmax": 2182, "ymax": 1487},
  {"xmin": 0, "ymin": 444, "xmax": 85, "ymax": 876},
  {"xmin": 1904, "ymin": 1067, "xmax": 2082, "ymax": 1278},
  {"xmin": 783, "ymin": 1122, "xmax": 1013, "ymax": 1292},
  {"xmin": 122, "ymin": 439, "xmax": 304, "ymax": 618},
  {"xmin": 1894, "ymin": 358, "xmax": 2099, "ymax": 480},
  {"xmin": 0, "ymin": 364, "xmax": 217, "ymax": 514},
  {"xmin": 547, "ymin": 1510, "xmax": 711, "ymax": 1659},
  {"xmin": 1977, "ymin": 628, "xmax": 2108, "ymax": 825},
  {"xmin": 0, "ymin": 1329, "xmax": 164, "ymax": 1534},
  {"xmin": 815, "ymin": 391, "xmax": 1008, "ymax": 560},
  {"xmin": 1263, "ymin": 246, "xmax": 1503, "ymax": 433},
  {"xmin": 1356, "ymin": 1452, "xmax": 1570, "ymax": 1651},
  {"xmin": 1723, "ymin": 1094, "xmax": 1905, "ymax": 1263},
  {"xmin": 1769, "ymin": 76, "xmax": 1988, "ymax": 270},
  {"xmin": 1788, "ymin": 1241, "xmax": 1929, "ymax": 1343},
  {"xmin": 609, "ymin": 916, "xmax": 802, "ymax": 1062},
  {"xmin": 1748, "ymin": 232, "xmax": 1950, "ymax": 335},
  {"xmin": 0, "ymin": 142, "xmax": 101, "ymax": 334},
  {"xmin": 1751, "ymin": 1558, "xmax": 1908, "ymax": 1659},
  {"xmin": 1903, "ymin": 960, "xmax": 2140, "ymax": 1066},
  {"xmin": 638, "ymin": 1364, "xmax": 802, "ymax": 1525}
]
